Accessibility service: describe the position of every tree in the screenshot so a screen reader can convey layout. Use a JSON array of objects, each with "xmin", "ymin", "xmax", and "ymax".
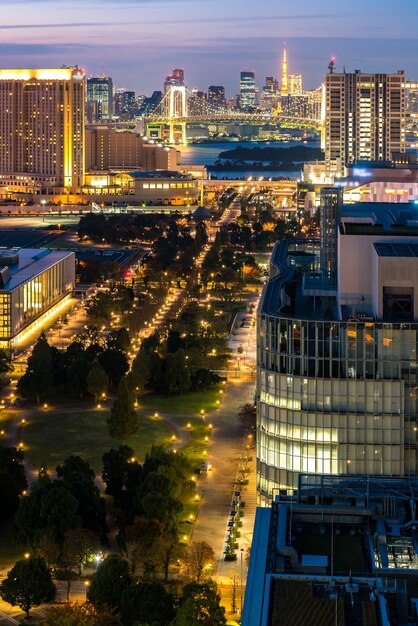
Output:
[
  {"xmin": 122, "ymin": 517, "xmax": 164, "ymax": 576},
  {"xmin": 88, "ymin": 555, "xmax": 133, "ymax": 609},
  {"xmin": 0, "ymin": 347, "xmax": 13, "ymax": 376},
  {"xmin": 99, "ymin": 349, "xmax": 129, "ymax": 387},
  {"xmin": 56, "ymin": 456, "xmax": 107, "ymax": 539},
  {"xmin": 17, "ymin": 332, "xmax": 53, "ymax": 404},
  {"xmin": 41, "ymin": 603, "xmax": 121, "ymax": 625},
  {"xmin": 154, "ymin": 530, "xmax": 181, "ymax": 581},
  {"xmin": 41, "ymin": 604, "xmax": 95, "ymax": 626},
  {"xmin": 0, "ymin": 556, "xmax": 56, "ymax": 618},
  {"xmin": 237, "ymin": 403, "xmax": 256, "ymax": 429},
  {"xmin": 107, "ymin": 378, "xmax": 139, "ymax": 442},
  {"xmin": 184, "ymin": 541, "xmax": 215, "ymax": 583},
  {"xmin": 87, "ymin": 364, "xmax": 109, "ymax": 402},
  {"xmin": 62, "ymin": 527, "xmax": 100, "ymax": 576},
  {"xmin": 139, "ymin": 472, "xmax": 183, "ymax": 526},
  {"xmin": 36, "ymin": 530, "xmax": 60, "ymax": 567},
  {"xmin": 172, "ymin": 581, "xmax": 226, "ymax": 626},
  {"xmin": 0, "ymin": 446, "xmax": 27, "ymax": 517},
  {"xmin": 102, "ymin": 445, "xmax": 135, "ymax": 500},
  {"xmin": 15, "ymin": 483, "xmax": 81, "ymax": 547},
  {"xmin": 120, "ymin": 582, "xmax": 175, "ymax": 626}
]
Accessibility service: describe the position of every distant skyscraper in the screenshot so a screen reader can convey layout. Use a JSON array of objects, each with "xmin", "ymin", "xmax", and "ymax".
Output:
[
  {"xmin": 240, "ymin": 70, "xmax": 256, "ymax": 111},
  {"xmin": 0, "ymin": 67, "xmax": 85, "ymax": 192},
  {"xmin": 87, "ymin": 76, "xmax": 113, "ymax": 120},
  {"xmin": 263, "ymin": 76, "xmax": 279, "ymax": 95},
  {"xmin": 288, "ymin": 74, "xmax": 303, "ymax": 95},
  {"xmin": 280, "ymin": 47, "xmax": 288, "ymax": 96},
  {"xmin": 114, "ymin": 90, "xmax": 136, "ymax": 118},
  {"xmin": 208, "ymin": 85, "xmax": 226, "ymax": 107},
  {"xmin": 325, "ymin": 70, "xmax": 406, "ymax": 178},
  {"xmin": 164, "ymin": 68, "xmax": 185, "ymax": 92},
  {"xmin": 138, "ymin": 91, "xmax": 163, "ymax": 117},
  {"xmin": 188, "ymin": 89, "xmax": 207, "ymax": 115}
]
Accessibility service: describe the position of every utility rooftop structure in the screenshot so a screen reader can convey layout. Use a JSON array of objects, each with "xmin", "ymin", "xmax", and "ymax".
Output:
[
  {"xmin": 0, "ymin": 248, "xmax": 75, "ymax": 350},
  {"xmin": 257, "ymin": 194, "xmax": 418, "ymax": 500},
  {"xmin": 243, "ymin": 475, "xmax": 418, "ymax": 626}
]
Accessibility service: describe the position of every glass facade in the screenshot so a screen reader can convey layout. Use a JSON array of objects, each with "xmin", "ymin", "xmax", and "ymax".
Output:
[
  {"xmin": 257, "ymin": 314, "xmax": 418, "ymax": 502},
  {"xmin": 0, "ymin": 252, "xmax": 75, "ymax": 348}
]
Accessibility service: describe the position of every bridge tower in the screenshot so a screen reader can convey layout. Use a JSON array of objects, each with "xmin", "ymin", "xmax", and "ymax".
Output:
[{"xmin": 167, "ymin": 85, "xmax": 187, "ymax": 144}]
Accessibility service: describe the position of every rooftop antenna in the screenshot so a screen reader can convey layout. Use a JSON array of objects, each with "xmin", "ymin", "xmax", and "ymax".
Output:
[{"xmin": 328, "ymin": 56, "xmax": 336, "ymax": 74}]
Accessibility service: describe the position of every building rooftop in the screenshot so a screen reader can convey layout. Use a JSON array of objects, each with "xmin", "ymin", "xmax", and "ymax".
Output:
[
  {"xmin": 126, "ymin": 170, "xmax": 194, "ymax": 180},
  {"xmin": 0, "ymin": 248, "xmax": 73, "ymax": 291},
  {"xmin": 340, "ymin": 202, "xmax": 418, "ymax": 236},
  {"xmin": 374, "ymin": 242, "xmax": 418, "ymax": 258},
  {"xmin": 243, "ymin": 475, "xmax": 418, "ymax": 626}
]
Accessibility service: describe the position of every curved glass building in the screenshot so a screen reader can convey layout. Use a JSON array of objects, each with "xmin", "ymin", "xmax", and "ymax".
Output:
[{"xmin": 257, "ymin": 193, "xmax": 418, "ymax": 502}]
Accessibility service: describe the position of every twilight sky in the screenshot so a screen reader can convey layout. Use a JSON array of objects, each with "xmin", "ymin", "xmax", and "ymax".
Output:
[{"xmin": 1, "ymin": 0, "xmax": 417, "ymax": 96}]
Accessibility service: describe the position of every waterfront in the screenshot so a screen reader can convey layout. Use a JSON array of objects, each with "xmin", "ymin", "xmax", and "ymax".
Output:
[{"xmin": 178, "ymin": 139, "xmax": 320, "ymax": 179}]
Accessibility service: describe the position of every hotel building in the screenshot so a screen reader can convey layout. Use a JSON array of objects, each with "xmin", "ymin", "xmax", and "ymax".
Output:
[
  {"xmin": 324, "ymin": 71, "xmax": 406, "ymax": 179},
  {"xmin": 257, "ymin": 193, "xmax": 418, "ymax": 502},
  {"xmin": 0, "ymin": 248, "xmax": 75, "ymax": 350},
  {"xmin": 0, "ymin": 67, "xmax": 85, "ymax": 195}
]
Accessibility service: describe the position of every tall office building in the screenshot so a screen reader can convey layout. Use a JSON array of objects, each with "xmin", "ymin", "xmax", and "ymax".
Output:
[
  {"xmin": 288, "ymin": 73, "xmax": 302, "ymax": 95},
  {"xmin": 208, "ymin": 85, "xmax": 225, "ymax": 107},
  {"xmin": 257, "ymin": 194, "xmax": 418, "ymax": 501},
  {"xmin": 239, "ymin": 70, "xmax": 256, "ymax": 111},
  {"xmin": 114, "ymin": 90, "xmax": 136, "ymax": 119},
  {"xmin": 280, "ymin": 47, "xmax": 288, "ymax": 96},
  {"xmin": 325, "ymin": 70, "xmax": 406, "ymax": 178},
  {"xmin": 164, "ymin": 68, "xmax": 185, "ymax": 92},
  {"xmin": 0, "ymin": 67, "xmax": 85, "ymax": 193},
  {"xmin": 86, "ymin": 75, "xmax": 113, "ymax": 120},
  {"xmin": 263, "ymin": 76, "xmax": 279, "ymax": 96},
  {"xmin": 188, "ymin": 89, "xmax": 206, "ymax": 116}
]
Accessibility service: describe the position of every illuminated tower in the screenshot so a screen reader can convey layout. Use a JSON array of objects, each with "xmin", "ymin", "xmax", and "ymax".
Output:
[{"xmin": 281, "ymin": 47, "xmax": 288, "ymax": 96}]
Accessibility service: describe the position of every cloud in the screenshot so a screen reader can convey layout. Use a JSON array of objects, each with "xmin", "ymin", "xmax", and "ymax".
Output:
[{"xmin": 0, "ymin": 22, "xmax": 122, "ymax": 29}]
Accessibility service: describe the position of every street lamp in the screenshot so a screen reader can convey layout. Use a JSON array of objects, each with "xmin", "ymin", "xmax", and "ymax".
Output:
[{"xmin": 84, "ymin": 580, "xmax": 90, "ymax": 601}]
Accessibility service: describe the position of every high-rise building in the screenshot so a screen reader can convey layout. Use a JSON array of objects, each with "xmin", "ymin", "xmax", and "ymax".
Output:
[
  {"xmin": 138, "ymin": 91, "xmax": 163, "ymax": 117},
  {"xmin": 208, "ymin": 85, "xmax": 225, "ymax": 107},
  {"xmin": 288, "ymin": 73, "xmax": 302, "ymax": 95},
  {"xmin": 257, "ymin": 193, "xmax": 418, "ymax": 501},
  {"xmin": 307, "ymin": 85, "xmax": 324, "ymax": 121},
  {"xmin": 188, "ymin": 89, "xmax": 207, "ymax": 116},
  {"xmin": 239, "ymin": 70, "xmax": 256, "ymax": 111},
  {"xmin": 280, "ymin": 47, "xmax": 288, "ymax": 96},
  {"xmin": 280, "ymin": 94, "xmax": 308, "ymax": 119},
  {"xmin": 0, "ymin": 67, "xmax": 85, "ymax": 193},
  {"xmin": 86, "ymin": 76, "xmax": 113, "ymax": 120},
  {"xmin": 114, "ymin": 90, "xmax": 136, "ymax": 118},
  {"xmin": 164, "ymin": 68, "xmax": 185, "ymax": 92},
  {"xmin": 263, "ymin": 76, "xmax": 279, "ymax": 96},
  {"xmin": 325, "ymin": 70, "xmax": 406, "ymax": 178}
]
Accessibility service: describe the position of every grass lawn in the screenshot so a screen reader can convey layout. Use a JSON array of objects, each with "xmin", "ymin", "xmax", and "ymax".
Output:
[
  {"xmin": 0, "ymin": 410, "xmax": 16, "ymax": 438},
  {"xmin": 22, "ymin": 386, "xmax": 223, "ymax": 475},
  {"xmin": 139, "ymin": 386, "xmax": 223, "ymax": 416},
  {"xmin": 23, "ymin": 408, "xmax": 173, "ymax": 475}
]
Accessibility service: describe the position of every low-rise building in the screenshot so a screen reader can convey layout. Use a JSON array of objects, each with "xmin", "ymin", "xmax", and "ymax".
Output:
[
  {"xmin": 244, "ymin": 474, "xmax": 418, "ymax": 626},
  {"xmin": 0, "ymin": 248, "xmax": 75, "ymax": 350},
  {"xmin": 82, "ymin": 170, "xmax": 200, "ymax": 206}
]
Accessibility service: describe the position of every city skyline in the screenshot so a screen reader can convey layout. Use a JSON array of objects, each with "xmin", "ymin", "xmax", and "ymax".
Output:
[{"xmin": 0, "ymin": 0, "xmax": 417, "ymax": 95}]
